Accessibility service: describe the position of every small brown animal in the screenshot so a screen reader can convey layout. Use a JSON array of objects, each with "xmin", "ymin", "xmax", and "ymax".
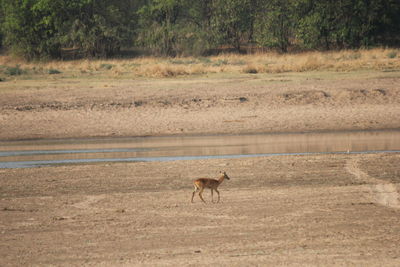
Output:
[{"xmin": 191, "ymin": 171, "xmax": 230, "ymax": 203}]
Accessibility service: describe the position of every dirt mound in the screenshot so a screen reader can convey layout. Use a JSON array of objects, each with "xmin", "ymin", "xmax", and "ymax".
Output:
[
  {"xmin": 335, "ymin": 88, "xmax": 390, "ymax": 103},
  {"xmin": 279, "ymin": 90, "xmax": 330, "ymax": 104}
]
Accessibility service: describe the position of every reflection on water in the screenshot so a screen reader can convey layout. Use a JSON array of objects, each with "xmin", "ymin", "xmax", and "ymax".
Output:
[{"xmin": 1, "ymin": 130, "xmax": 399, "ymax": 168}]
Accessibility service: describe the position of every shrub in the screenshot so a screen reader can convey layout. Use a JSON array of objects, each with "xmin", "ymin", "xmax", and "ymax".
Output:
[
  {"xmin": 100, "ymin": 63, "xmax": 115, "ymax": 70},
  {"xmin": 387, "ymin": 51, "xmax": 397, "ymax": 59},
  {"xmin": 5, "ymin": 65, "xmax": 25, "ymax": 76},
  {"xmin": 48, "ymin": 69, "xmax": 62, "ymax": 74},
  {"xmin": 242, "ymin": 66, "xmax": 258, "ymax": 74}
]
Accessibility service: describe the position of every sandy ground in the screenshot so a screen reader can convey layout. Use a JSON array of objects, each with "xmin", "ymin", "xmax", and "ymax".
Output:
[
  {"xmin": 1, "ymin": 153, "xmax": 400, "ymax": 266},
  {"xmin": 0, "ymin": 71, "xmax": 399, "ymax": 140},
  {"xmin": 1, "ymin": 70, "xmax": 400, "ymax": 266}
]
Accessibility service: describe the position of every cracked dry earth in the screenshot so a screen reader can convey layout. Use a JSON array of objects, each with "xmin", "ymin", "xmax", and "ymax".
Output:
[{"xmin": 1, "ymin": 153, "xmax": 400, "ymax": 266}]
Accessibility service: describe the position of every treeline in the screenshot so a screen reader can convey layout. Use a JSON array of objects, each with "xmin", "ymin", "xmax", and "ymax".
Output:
[{"xmin": 0, "ymin": 0, "xmax": 399, "ymax": 59}]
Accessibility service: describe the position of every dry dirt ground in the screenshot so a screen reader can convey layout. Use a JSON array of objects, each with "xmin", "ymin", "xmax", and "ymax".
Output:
[
  {"xmin": 0, "ymin": 71, "xmax": 399, "ymax": 140},
  {"xmin": 1, "ymin": 153, "xmax": 400, "ymax": 266},
  {"xmin": 1, "ymin": 70, "xmax": 400, "ymax": 266}
]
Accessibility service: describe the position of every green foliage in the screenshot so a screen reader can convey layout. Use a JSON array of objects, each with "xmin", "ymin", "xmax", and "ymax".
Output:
[
  {"xmin": 254, "ymin": 0, "xmax": 294, "ymax": 52},
  {"xmin": 210, "ymin": 0, "xmax": 254, "ymax": 51},
  {"xmin": 0, "ymin": 0, "xmax": 4, "ymax": 49},
  {"xmin": 5, "ymin": 65, "xmax": 25, "ymax": 75},
  {"xmin": 0, "ymin": 0, "xmax": 399, "ymax": 59},
  {"xmin": 48, "ymin": 68, "xmax": 61, "ymax": 74},
  {"xmin": 137, "ymin": 0, "xmax": 212, "ymax": 56},
  {"xmin": 1, "ymin": 0, "xmax": 61, "ymax": 59},
  {"xmin": 0, "ymin": 0, "xmax": 136, "ymax": 59},
  {"xmin": 387, "ymin": 51, "xmax": 397, "ymax": 59},
  {"xmin": 295, "ymin": 0, "xmax": 400, "ymax": 49},
  {"xmin": 67, "ymin": 0, "xmax": 136, "ymax": 58}
]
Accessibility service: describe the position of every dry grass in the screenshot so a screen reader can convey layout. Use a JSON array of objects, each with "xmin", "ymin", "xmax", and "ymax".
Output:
[{"xmin": 0, "ymin": 48, "xmax": 399, "ymax": 78}]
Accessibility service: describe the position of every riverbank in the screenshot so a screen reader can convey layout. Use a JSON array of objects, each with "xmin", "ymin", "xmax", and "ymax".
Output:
[{"xmin": 0, "ymin": 70, "xmax": 399, "ymax": 140}]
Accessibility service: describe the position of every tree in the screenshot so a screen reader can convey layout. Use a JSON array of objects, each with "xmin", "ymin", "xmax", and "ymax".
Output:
[
  {"xmin": 0, "ymin": 0, "xmax": 136, "ymax": 59},
  {"xmin": 137, "ymin": 0, "xmax": 212, "ymax": 56},
  {"xmin": 0, "ymin": 0, "xmax": 4, "ymax": 49},
  {"xmin": 295, "ymin": 0, "xmax": 400, "ymax": 50},
  {"xmin": 363, "ymin": 0, "xmax": 400, "ymax": 46},
  {"xmin": 295, "ymin": 0, "xmax": 335, "ymax": 50},
  {"xmin": 1, "ymin": 0, "xmax": 61, "ymax": 58},
  {"xmin": 1, "ymin": 0, "xmax": 399, "ymax": 58},
  {"xmin": 210, "ymin": 0, "xmax": 253, "ymax": 52},
  {"xmin": 254, "ymin": 0, "xmax": 294, "ymax": 52},
  {"xmin": 67, "ymin": 0, "xmax": 136, "ymax": 57}
]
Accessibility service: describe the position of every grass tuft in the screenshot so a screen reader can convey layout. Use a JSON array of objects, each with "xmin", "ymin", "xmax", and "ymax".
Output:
[
  {"xmin": 212, "ymin": 59, "xmax": 228, "ymax": 66},
  {"xmin": 198, "ymin": 57, "xmax": 212, "ymax": 64},
  {"xmin": 169, "ymin": 59, "xmax": 197, "ymax": 65}
]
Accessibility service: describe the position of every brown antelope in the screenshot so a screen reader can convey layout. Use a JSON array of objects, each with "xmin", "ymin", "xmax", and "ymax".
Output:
[{"xmin": 191, "ymin": 171, "xmax": 230, "ymax": 203}]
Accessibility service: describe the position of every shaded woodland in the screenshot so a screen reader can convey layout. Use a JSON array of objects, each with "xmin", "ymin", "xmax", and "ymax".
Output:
[{"xmin": 0, "ymin": 0, "xmax": 399, "ymax": 59}]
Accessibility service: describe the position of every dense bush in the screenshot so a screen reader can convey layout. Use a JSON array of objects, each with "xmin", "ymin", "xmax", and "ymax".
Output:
[
  {"xmin": 0, "ymin": 0, "xmax": 135, "ymax": 59},
  {"xmin": 0, "ymin": 0, "xmax": 399, "ymax": 59}
]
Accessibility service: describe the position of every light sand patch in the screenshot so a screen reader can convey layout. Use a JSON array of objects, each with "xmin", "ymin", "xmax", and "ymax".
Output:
[
  {"xmin": 72, "ymin": 194, "xmax": 107, "ymax": 211},
  {"xmin": 346, "ymin": 157, "xmax": 400, "ymax": 209}
]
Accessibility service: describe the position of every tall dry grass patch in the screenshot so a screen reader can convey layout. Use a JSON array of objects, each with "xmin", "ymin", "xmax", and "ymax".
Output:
[{"xmin": 0, "ymin": 48, "xmax": 398, "ymax": 78}]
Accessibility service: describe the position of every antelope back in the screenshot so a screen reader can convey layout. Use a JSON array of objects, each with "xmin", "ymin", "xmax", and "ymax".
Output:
[{"xmin": 195, "ymin": 178, "xmax": 219, "ymax": 189}]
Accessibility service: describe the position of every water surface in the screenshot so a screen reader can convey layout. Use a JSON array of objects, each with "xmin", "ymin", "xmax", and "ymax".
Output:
[{"xmin": 1, "ymin": 130, "xmax": 399, "ymax": 168}]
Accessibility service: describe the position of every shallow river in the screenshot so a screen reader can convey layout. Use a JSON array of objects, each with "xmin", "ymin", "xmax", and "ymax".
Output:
[{"xmin": 1, "ymin": 130, "xmax": 399, "ymax": 169}]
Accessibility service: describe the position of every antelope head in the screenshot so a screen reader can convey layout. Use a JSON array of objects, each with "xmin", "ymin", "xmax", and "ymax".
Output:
[{"xmin": 220, "ymin": 171, "xmax": 230, "ymax": 180}]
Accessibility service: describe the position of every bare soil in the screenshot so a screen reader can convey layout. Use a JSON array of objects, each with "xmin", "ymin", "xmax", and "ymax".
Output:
[
  {"xmin": 1, "ymin": 70, "xmax": 400, "ymax": 266},
  {"xmin": 0, "ymin": 71, "xmax": 399, "ymax": 140},
  {"xmin": 1, "ymin": 153, "xmax": 400, "ymax": 266}
]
